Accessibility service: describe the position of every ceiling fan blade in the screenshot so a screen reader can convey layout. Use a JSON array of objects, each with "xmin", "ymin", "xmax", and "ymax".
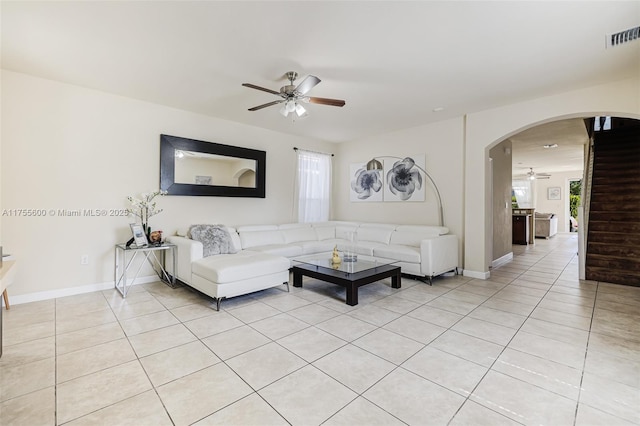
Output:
[
  {"xmin": 308, "ymin": 96, "xmax": 346, "ymax": 107},
  {"xmin": 248, "ymin": 100, "xmax": 283, "ymax": 111},
  {"xmin": 242, "ymin": 83, "xmax": 280, "ymax": 96},
  {"xmin": 294, "ymin": 75, "xmax": 321, "ymax": 95}
]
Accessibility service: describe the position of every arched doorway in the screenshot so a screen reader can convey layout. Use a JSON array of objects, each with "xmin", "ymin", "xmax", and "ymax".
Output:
[{"xmin": 463, "ymin": 77, "xmax": 640, "ymax": 281}]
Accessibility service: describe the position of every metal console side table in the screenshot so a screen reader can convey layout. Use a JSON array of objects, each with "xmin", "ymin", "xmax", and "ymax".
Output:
[{"xmin": 114, "ymin": 243, "xmax": 177, "ymax": 297}]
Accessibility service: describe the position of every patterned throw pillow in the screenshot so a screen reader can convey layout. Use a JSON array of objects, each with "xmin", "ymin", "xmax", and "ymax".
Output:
[{"xmin": 188, "ymin": 224, "xmax": 238, "ymax": 257}]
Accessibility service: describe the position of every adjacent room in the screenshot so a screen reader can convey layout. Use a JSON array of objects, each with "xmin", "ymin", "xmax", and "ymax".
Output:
[{"xmin": 1, "ymin": 1, "xmax": 639, "ymax": 425}]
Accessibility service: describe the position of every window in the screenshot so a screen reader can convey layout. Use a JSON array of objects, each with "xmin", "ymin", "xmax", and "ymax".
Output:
[
  {"xmin": 594, "ymin": 116, "xmax": 611, "ymax": 131},
  {"xmin": 296, "ymin": 149, "xmax": 332, "ymax": 222},
  {"xmin": 512, "ymin": 179, "xmax": 535, "ymax": 208}
]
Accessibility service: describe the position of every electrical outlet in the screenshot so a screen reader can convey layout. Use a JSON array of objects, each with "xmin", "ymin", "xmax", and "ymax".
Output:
[{"xmin": 81, "ymin": 254, "xmax": 89, "ymax": 265}]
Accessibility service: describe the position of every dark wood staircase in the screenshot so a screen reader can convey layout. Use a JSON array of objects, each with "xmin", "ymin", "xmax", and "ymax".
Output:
[{"xmin": 586, "ymin": 124, "xmax": 640, "ymax": 286}]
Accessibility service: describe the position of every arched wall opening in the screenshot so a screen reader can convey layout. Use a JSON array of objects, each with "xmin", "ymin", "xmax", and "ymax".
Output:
[
  {"xmin": 462, "ymin": 76, "xmax": 640, "ymax": 279},
  {"xmin": 484, "ymin": 113, "xmax": 640, "ymax": 276}
]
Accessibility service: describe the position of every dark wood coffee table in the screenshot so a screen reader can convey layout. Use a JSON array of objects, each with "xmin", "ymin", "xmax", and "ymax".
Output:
[{"xmin": 291, "ymin": 257, "xmax": 401, "ymax": 306}]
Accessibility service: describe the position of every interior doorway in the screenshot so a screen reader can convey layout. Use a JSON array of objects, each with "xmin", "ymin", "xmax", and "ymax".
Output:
[{"xmin": 569, "ymin": 179, "xmax": 581, "ymax": 232}]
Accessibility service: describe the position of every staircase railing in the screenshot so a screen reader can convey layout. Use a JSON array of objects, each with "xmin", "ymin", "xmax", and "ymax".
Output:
[{"xmin": 579, "ymin": 119, "xmax": 595, "ymax": 280}]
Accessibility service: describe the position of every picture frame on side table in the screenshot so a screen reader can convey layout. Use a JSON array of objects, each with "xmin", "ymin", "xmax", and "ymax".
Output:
[
  {"xmin": 547, "ymin": 187, "xmax": 561, "ymax": 200},
  {"xmin": 129, "ymin": 223, "xmax": 148, "ymax": 247}
]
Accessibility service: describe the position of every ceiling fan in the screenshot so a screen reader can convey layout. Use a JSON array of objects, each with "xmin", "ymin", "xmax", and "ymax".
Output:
[
  {"xmin": 242, "ymin": 71, "xmax": 346, "ymax": 118},
  {"xmin": 526, "ymin": 167, "xmax": 551, "ymax": 180}
]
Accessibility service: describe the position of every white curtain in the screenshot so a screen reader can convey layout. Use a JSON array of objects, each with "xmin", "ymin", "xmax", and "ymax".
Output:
[
  {"xmin": 512, "ymin": 179, "xmax": 536, "ymax": 208},
  {"xmin": 296, "ymin": 150, "xmax": 332, "ymax": 222}
]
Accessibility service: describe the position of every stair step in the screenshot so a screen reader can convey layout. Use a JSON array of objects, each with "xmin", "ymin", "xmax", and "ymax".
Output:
[
  {"xmin": 592, "ymin": 161, "xmax": 640, "ymax": 171},
  {"xmin": 586, "ymin": 242, "xmax": 640, "ymax": 257},
  {"xmin": 585, "ymin": 266, "xmax": 640, "ymax": 287},
  {"xmin": 587, "ymin": 231, "xmax": 640, "ymax": 246},
  {"xmin": 590, "ymin": 202, "xmax": 640, "ymax": 212},
  {"xmin": 594, "ymin": 159, "xmax": 640, "ymax": 167},
  {"xmin": 592, "ymin": 168, "xmax": 640, "ymax": 178},
  {"xmin": 591, "ymin": 181, "xmax": 640, "ymax": 191},
  {"xmin": 595, "ymin": 143, "xmax": 640, "ymax": 152},
  {"xmin": 588, "ymin": 193, "xmax": 640, "ymax": 203},
  {"xmin": 586, "ymin": 253, "xmax": 640, "ymax": 270},
  {"xmin": 595, "ymin": 135, "xmax": 640, "ymax": 147},
  {"xmin": 588, "ymin": 219, "xmax": 640, "ymax": 232}
]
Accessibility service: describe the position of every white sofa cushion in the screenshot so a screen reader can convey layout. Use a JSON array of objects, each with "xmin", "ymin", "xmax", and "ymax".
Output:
[
  {"xmin": 335, "ymin": 224, "xmax": 359, "ymax": 239},
  {"xmin": 315, "ymin": 227, "xmax": 335, "ymax": 240},
  {"xmin": 279, "ymin": 223, "xmax": 312, "ymax": 230},
  {"xmin": 282, "ymin": 227, "xmax": 318, "ymax": 244},
  {"xmin": 359, "ymin": 223, "xmax": 397, "ymax": 230},
  {"xmin": 249, "ymin": 244, "xmax": 303, "ymax": 257},
  {"xmin": 374, "ymin": 245, "xmax": 421, "ymax": 263},
  {"xmin": 391, "ymin": 230, "xmax": 441, "ymax": 247},
  {"xmin": 226, "ymin": 227, "xmax": 243, "ymax": 252},
  {"xmin": 236, "ymin": 225, "xmax": 279, "ymax": 232},
  {"xmin": 192, "ymin": 251, "xmax": 290, "ymax": 284},
  {"xmin": 353, "ymin": 241, "xmax": 386, "ymax": 256},
  {"xmin": 356, "ymin": 227, "xmax": 394, "ymax": 244},
  {"xmin": 395, "ymin": 225, "xmax": 449, "ymax": 236},
  {"xmin": 239, "ymin": 230, "xmax": 285, "ymax": 249},
  {"xmin": 299, "ymin": 240, "xmax": 339, "ymax": 255}
]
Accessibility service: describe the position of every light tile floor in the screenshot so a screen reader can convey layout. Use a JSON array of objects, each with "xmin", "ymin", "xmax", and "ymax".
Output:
[{"xmin": 1, "ymin": 233, "xmax": 639, "ymax": 425}]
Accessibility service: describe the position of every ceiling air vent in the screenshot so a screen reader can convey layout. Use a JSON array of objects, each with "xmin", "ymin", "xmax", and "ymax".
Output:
[{"xmin": 606, "ymin": 26, "xmax": 640, "ymax": 48}]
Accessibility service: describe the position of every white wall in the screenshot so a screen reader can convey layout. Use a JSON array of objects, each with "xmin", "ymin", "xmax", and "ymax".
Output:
[
  {"xmin": 1, "ymin": 70, "xmax": 333, "ymax": 297},
  {"xmin": 465, "ymin": 76, "xmax": 640, "ymax": 277},
  {"xmin": 334, "ymin": 117, "xmax": 465, "ymax": 266},
  {"xmin": 490, "ymin": 140, "xmax": 513, "ymax": 262}
]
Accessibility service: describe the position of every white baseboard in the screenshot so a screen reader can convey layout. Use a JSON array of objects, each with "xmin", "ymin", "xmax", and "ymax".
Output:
[
  {"xmin": 6, "ymin": 275, "xmax": 159, "ymax": 306},
  {"xmin": 463, "ymin": 269, "xmax": 491, "ymax": 280},
  {"xmin": 491, "ymin": 252, "xmax": 513, "ymax": 269}
]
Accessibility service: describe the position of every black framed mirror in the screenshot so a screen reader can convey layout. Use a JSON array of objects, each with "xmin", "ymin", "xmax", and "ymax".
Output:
[{"xmin": 160, "ymin": 134, "xmax": 266, "ymax": 197}]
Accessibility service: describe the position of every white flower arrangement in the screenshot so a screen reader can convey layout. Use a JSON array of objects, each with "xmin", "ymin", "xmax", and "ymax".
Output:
[{"xmin": 126, "ymin": 190, "xmax": 168, "ymax": 228}]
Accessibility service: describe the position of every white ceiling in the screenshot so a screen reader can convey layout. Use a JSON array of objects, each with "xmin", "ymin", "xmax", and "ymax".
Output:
[
  {"xmin": 2, "ymin": 1, "xmax": 638, "ymax": 153},
  {"xmin": 510, "ymin": 118, "xmax": 590, "ymax": 177}
]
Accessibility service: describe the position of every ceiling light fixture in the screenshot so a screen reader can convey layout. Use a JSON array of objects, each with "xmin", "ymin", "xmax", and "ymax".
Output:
[
  {"xmin": 244, "ymin": 71, "xmax": 345, "ymax": 120},
  {"xmin": 279, "ymin": 99, "xmax": 307, "ymax": 119},
  {"xmin": 543, "ymin": 143, "xmax": 558, "ymax": 149}
]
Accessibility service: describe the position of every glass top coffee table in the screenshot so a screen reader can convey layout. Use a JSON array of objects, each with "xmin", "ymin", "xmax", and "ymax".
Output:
[{"xmin": 291, "ymin": 255, "xmax": 401, "ymax": 306}]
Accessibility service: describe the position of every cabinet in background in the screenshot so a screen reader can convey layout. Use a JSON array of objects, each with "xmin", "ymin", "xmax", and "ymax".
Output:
[{"xmin": 513, "ymin": 214, "xmax": 530, "ymax": 245}]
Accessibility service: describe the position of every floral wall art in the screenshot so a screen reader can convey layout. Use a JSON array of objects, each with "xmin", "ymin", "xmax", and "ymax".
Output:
[
  {"xmin": 350, "ymin": 163, "xmax": 383, "ymax": 202},
  {"xmin": 350, "ymin": 155, "xmax": 426, "ymax": 203},
  {"xmin": 383, "ymin": 155, "xmax": 426, "ymax": 202}
]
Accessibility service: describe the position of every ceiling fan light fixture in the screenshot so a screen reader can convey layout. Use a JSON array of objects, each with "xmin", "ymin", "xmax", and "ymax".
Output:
[
  {"xmin": 527, "ymin": 167, "xmax": 536, "ymax": 180},
  {"xmin": 543, "ymin": 143, "xmax": 558, "ymax": 149},
  {"xmin": 243, "ymin": 71, "xmax": 346, "ymax": 118},
  {"xmin": 279, "ymin": 105, "xmax": 289, "ymax": 117},
  {"xmin": 295, "ymin": 103, "xmax": 306, "ymax": 117}
]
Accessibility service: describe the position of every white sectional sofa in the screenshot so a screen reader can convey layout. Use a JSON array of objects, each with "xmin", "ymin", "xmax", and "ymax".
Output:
[{"xmin": 167, "ymin": 221, "xmax": 459, "ymax": 309}]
